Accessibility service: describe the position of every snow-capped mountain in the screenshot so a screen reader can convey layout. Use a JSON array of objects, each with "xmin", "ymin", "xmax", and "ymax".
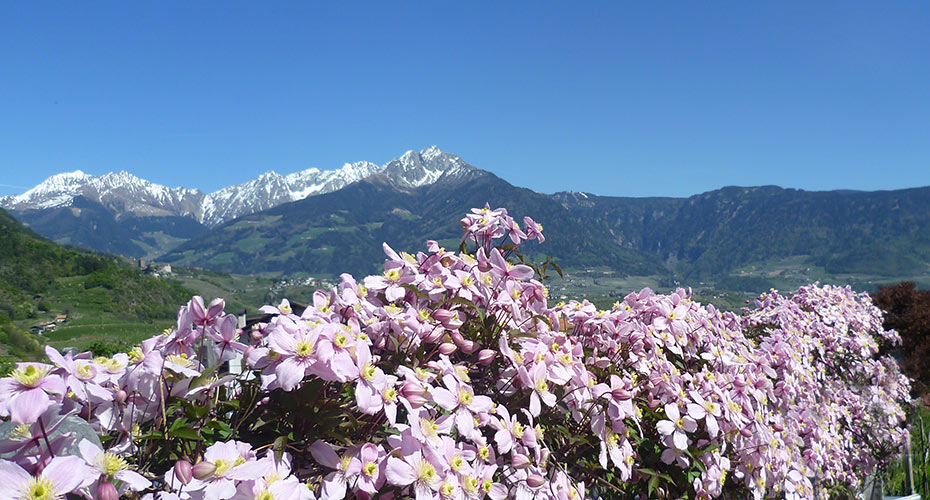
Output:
[
  {"xmin": 0, "ymin": 170, "xmax": 206, "ymax": 218},
  {"xmin": 1, "ymin": 146, "xmax": 474, "ymax": 226},
  {"xmin": 199, "ymin": 161, "xmax": 383, "ymax": 226}
]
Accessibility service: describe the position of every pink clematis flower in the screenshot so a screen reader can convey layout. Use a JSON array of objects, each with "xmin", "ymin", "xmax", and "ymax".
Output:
[
  {"xmin": 0, "ymin": 363, "xmax": 66, "ymax": 424},
  {"xmin": 518, "ymin": 363, "xmax": 556, "ymax": 417},
  {"xmin": 0, "ymin": 455, "xmax": 96, "ymax": 500},
  {"xmin": 431, "ymin": 374, "xmax": 493, "ymax": 438},
  {"xmin": 385, "ymin": 450, "xmax": 443, "ymax": 500},
  {"xmin": 308, "ymin": 440, "xmax": 361, "ymax": 500},
  {"xmin": 78, "ymin": 439, "xmax": 151, "ymax": 494},
  {"xmin": 656, "ymin": 403, "xmax": 697, "ymax": 451},
  {"xmin": 354, "ymin": 342, "xmax": 387, "ymax": 415}
]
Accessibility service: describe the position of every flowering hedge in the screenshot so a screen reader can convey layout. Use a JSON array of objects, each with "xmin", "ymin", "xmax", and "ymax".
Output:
[{"xmin": 0, "ymin": 206, "xmax": 911, "ymax": 500}]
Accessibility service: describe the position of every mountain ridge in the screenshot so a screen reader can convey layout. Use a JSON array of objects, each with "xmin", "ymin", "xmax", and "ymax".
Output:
[
  {"xmin": 1, "ymin": 146, "xmax": 471, "ymax": 227},
  {"xmin": 4, "ymin": 148, "xmax": 930, "ymax": 290}
]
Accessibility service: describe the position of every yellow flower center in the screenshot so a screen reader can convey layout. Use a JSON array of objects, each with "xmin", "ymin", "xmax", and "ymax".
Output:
[
  {"xmin": 420, "ymin": 418, "xmax": 439, "ymax": 438},
  {"xmin": 98, "ymin": 452, "xmax": 129, "ymax": 476},
  {"xmin": 257, "ymin": 491, "xmax": 274, "ymax": 500},
  {"xmin": 128, "ymin": 347, "xmax": 144, "ymax": 364},
  {"xmin": 166, "ymin": 355, "xmax": 194, "ymax": 368},
  {"xmin": 363, "ymin": 461, "xmax": 378, "ymax": 477},
  {"xmin": 458, "ymin": 390, "xmax": 473, "ymax": 406},
  {"xmin": 214, "ymin": 457, "xmax": 245, "ymax": 476},
  {"xmin": 463, "ymin": 476, "xmax": 479, "ymax": 495},
  {"xmin": 418, "ymin": 462, "xmax": 437, "ymax": 481},
  {"xmin": 23, "ymin": 477, "xmax": 56, "ymax": 500},
  {"xmin": 12, "ymin": 424, "xmax": 31, "ymax": 441},
  {"xmin": 383, "ymin": 387, "xmax": 397, "ymax": 402},
  {"xmin": 482, "ymin": 479, "xmax": 494, "ymax": 492},
  {"xmin": 478, "ymin": 445, "xmax": 490, "ymax": 461},
  {"xmin": 535, "ymin": 380, "xmax": 549, "ymax": 393},
  {"xmin": 450, "ymin": 455, "xmax": 464, "ymax": 470},
  {"xmin": 334, "ymin": 333, "xmax": 349, "ymax": 348},
  {"xmin": 279, "ymin": 303, "xmax": 292, "ymax": 315},
  {"xmin": 75, "ymin": 363, "xmax": 95, "ymax": 380},
  {"xmin": 384, "ymin": 269, "xmax": 401, "ymax": 282},
  {"xmin": 295, "ymin": 340, "xmax": 314, "ymax": 358},
  {"xmin": 12, "ymin": 365, "xmax": 48, "ymax": 387},
  {"xmin": 440, "ymin": 481, "xmax": 455, "ymax": 497},
  {"xmin": 361, "ymin": 363, "xmax": 377, "ymax": 381}
]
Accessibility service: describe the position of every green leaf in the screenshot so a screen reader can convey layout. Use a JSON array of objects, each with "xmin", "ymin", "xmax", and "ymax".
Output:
[
  {"xmin": 169, "ymin": 417, "xmax": 189, "ymax": 432},
  {"xmin": 171, "ymin": 426, "xmax": 202, "ymax": 441}
]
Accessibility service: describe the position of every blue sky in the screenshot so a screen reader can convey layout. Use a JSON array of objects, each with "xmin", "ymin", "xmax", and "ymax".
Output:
[{"xmin": 1, "ymin": 2, "xmax": 928, "ymax": 198}]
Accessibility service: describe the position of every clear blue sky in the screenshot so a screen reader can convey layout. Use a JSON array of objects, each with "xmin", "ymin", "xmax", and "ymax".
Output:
[{"xmin": 1, "ymin": 2, "xmax": 928, "ymax": 198}]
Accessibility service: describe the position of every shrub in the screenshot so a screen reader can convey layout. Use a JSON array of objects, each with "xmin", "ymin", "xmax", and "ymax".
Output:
[{"xmin": 0, "ymin": 207, "xmax": 910, "ymax": 500}]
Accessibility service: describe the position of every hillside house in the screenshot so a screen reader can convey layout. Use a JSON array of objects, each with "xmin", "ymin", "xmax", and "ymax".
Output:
[{"xmin": 30, "ymin": 321, "xmax": 57, "ymax": 335}]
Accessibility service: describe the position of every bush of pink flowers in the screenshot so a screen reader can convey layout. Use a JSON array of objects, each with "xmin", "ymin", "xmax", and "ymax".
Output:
[{"xmin": 0, "ymin": 206, "xmax": 911, "ymax": 500}]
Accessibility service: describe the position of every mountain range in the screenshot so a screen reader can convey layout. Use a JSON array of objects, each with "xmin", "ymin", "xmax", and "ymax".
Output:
[{"xmin": 4, "ymin": 147, "xmax": 929, "ymax": 289}]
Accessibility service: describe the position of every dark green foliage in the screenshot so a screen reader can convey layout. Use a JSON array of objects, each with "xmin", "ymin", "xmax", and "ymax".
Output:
[
  {"xmin": 0, "ymin": 323, "xmax": 44, "ymax": 359},
  {"xmin": 86, "ymin": 339, "xmax": 134, "ymax": 357},
  {"xmin": 873, "ymin": 282, "xmax": 930, "ymax": 397}
]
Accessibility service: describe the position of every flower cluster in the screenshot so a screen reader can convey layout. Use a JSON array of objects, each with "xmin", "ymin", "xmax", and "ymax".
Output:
[{"xmin": 0, "ymin": 205, "xmax": 910, "ymax": 500}]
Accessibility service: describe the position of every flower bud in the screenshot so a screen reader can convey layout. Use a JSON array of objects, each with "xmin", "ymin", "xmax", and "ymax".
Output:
[
  {"xmin": 97, "ymin": 481, "xmax": 119, "ymax": 500},
  {"xmin": 438, "ymin": 343, "xmax": 457, "ymax": 355},
  {"xmin": 251, "ymin": 330, "xmax": 264, "ymax": 341},
  {"xmin": 611, "ymin": 388, "xmax": 632, "ymax": 401},
  {"xmin": 459, "ymin": 339, "xmax": 479, "ymax": 354},
  {"xmin": 512, "ymin": 453, "xmax": 531, "ymax": 469},
  {"xmin": 526, "ymin": 474, "xmax": 546, "ymax": 488},
  {"xmin": 401, "ymin": 381, "xmax": 426, "ymax": 399},
  {"xmin": 450, "ymin": 331, "xmax": 467, "ymax": 346},
  {"xmin": 114, "ymin": 390, "xmax": 128, "ymax": 404},
  {"xmin": 174, "ymin": 459, "xmax": 193, "ymax": 485},
  {"xmin": 477, "ymin": 349, "xmax": 496, "ymax": 365},
  {"xmin": 740, "ymin": 427, "xmax": 753, "ymax": 438},
  {"xmin": 405, "ymin": 392, "xmax": 428, "ymax": 408},
  {"xmin": 192, "ymin": 460, "xmax": 217, "ymax": 480},
  {"xmin": 423, "ymin": 327, "xmax": 445, "ymax": 344},
  {"xmin": 433, "ymin": 308, "xmax": 455, "ymax": 323}
]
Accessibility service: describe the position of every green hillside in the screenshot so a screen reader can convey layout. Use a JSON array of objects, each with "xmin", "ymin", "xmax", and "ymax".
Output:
[
  {"xmin": 160, "ymin": 172, "xmax": 665, "ymax": 278},
  {"xmin": 0, "ymin": 208, "xmax": 193, "ymax": 361}
]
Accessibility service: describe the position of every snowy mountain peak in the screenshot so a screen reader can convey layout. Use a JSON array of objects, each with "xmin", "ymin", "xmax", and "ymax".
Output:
[
  {"xmin": 2, "ymin": 147, "xmax": 479, "ymax": 226},
  {"xmin": 381, "ymin": 146, "xmax": 472, "ymax": 188},
  {"xmin": 421, "ymin": 145, "xmax": 443, "ymax": 160}
]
